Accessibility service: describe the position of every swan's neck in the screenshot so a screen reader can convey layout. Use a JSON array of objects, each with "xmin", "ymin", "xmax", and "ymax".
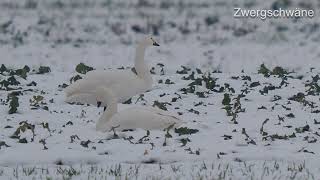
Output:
[
  {"xmin": 104, "ymin": 103, "xmax": 117, "ymax": 120},
  {"xmin": 96, "ymin": 96, "xmax": 118, "ymax": 129},
  {"xmin": 134, "ymin": 45, "xmax": 152, "ymax": 84}
]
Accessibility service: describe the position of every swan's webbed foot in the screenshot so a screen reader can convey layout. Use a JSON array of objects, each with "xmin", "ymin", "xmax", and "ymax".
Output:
[{"xmin": 97, "ymin": 101, "xmax": 102, "ymax": 107}]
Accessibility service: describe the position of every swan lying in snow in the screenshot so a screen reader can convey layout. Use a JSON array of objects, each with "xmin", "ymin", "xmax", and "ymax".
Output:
[
  {"xmin": 95, "ymin": 87, "xmax": 183, "ymax": 132},
  {"xmin": 65, "ymin": 37, "xmax": 160, "ymax": 106}
]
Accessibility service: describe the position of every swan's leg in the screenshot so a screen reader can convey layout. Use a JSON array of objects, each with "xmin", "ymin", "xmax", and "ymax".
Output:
[
  {"xmin": 104, "ymin": 106, "xmax": 107, "ymax": 111},
  {"xmin": 97, "ymin": 101, "xmax": 102, "ymax": 107}
]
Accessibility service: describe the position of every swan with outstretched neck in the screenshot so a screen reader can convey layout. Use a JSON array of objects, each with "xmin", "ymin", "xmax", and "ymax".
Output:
[
  {"xmin": 95, "ymin": 87, "xmax": 182, "ymax": 132},
  {"xmin": 64, "ymin": 37, "xmax": 159, "ymax": 106}
]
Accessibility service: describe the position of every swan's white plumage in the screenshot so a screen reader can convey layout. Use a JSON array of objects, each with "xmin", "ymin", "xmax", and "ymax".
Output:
[
  {"xmin": 95, "ymin": 87, "xmax": 182, "ymax": 132},
  {"xmin": 65, "ymin": 70, "xmax": 151, "ymax": 105},
  {"xmin": 65, "ymin": 37, "xmax": 158, "ymax": 106},
  {"xmin": 97, "ymin": 107, "xmax": 182, "ymax": 132}
]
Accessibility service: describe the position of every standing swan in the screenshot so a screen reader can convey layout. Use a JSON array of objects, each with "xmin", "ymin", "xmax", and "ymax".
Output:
[
  {"xmin": 64, "ymin": 37, "xmax": 160, "ymax": 106},
  {"xmin": 95, "ymin": 87, "xmax": 182, "ymax": 132}
]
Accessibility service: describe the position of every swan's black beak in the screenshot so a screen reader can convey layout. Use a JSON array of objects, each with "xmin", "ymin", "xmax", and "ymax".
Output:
[
  {"xmin": 97, "ymin": 101, "xmax": 102, "ymax": 107},
  {"xmin": 153, "ymin": 41, "xmax": 160, "ymax": 46}
]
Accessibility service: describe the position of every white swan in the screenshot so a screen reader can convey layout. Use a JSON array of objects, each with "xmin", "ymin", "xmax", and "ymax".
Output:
[
  {"xmin": 64, "ymin": 37, "xmax": 159, "ymax": 106},
  {"xmin": 95, "ymin": 87, "xmax": 182, "ymax": 132}
]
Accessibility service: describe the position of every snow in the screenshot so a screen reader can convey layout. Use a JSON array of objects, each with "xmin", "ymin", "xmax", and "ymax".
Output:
[{"xmin": 1, "ymin": 0, "xmax": 320, "ymax": 179}]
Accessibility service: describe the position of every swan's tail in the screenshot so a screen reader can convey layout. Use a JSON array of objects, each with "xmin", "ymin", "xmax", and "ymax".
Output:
[
  {"xmin": 64, "ymin": 80, "xmax": 84, "ymax": 97},
  {"xmin": 96, "ymin": 116, "xmax": 108, "ymax": 132},
  {"xmin": 173, "ymin": 119, "xmax": 184, "ymax": 128}
]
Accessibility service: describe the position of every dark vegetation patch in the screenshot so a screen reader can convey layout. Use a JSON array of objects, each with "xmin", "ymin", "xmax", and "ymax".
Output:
[
  {"xmin": 0, "ymin": 141, "xmax": 10, "ymax": 149},
  {"xmin": 36, "ymin": 66, "xmax": 51, "ymax": 74},
  {"xmin": 305, "ymin": 75, "xmax": 320, "ymax": 95},
  {"xmin": 258, "ymin": 64, "xmax": 290, "ymax": 78},
  {"xmin": 8, "ymin": 95, "xmax": 19, "ymax": 114},
  {"xmin": 152, "ymin": 101, "xmax": 170, "ymax": 111},
  {"xmin": 75, "ymin": 63, "xmax": 94, "ymax": 74},
  {"xmin": 29, "ymin": 95, "xmax": 49, "ymax": 111},
  {"xmin": 175, "ymin": 127, "xmax": 199, "ymax": 136},
  {"xmin": 10, "ymin": 121, "xmax": 35, "ymax": 143},
  {"xmin": 69, "ymin": 74, "xmax": 82, "ymax": 83}
]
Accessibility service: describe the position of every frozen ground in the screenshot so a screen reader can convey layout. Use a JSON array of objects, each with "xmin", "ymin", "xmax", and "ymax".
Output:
[{"xmin": 0, "ymin": 0, "xmax": 320, "ymax": 179}]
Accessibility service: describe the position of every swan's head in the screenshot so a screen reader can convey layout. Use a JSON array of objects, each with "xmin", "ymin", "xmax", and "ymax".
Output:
[
  {"xmin": 95, "ymin": 87, "xmax": 116, "ymax": 107},
  {"xmin": 140, "ymin": 37, "xmax": 160, "ymax": 47}
]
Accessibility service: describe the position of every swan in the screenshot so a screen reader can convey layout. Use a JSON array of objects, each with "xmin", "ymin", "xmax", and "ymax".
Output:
[
  {"xmin": 64, "ymin": 37, "xmax": 160, "ymax": 106},
  {"xmin": 95, "ymin": 87, "xmax": 183, "ymax": 132}
]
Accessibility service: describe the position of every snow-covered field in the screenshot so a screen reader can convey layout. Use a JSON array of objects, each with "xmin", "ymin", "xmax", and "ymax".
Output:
[{"xmin": 0, "ymin": 0, "xmax": 320, "ymax": 179}]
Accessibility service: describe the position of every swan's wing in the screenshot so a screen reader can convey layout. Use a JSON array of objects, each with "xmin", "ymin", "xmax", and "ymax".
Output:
[
  {"xmin": 139, "ymin": 106, "xmax": 179, "ymax": 118},
  {"xmin": 139, "ymin": 107, "xmax": 184, "ymax": 127},
  {"xmin": 64, "ymin": 70, "xmax": 146, "ymax": 104},
  {"xmin": 154, "ymin": 112, "xmax": 183, "ymax": 128},
  {"xmin": 85, "ymin": 70, "xmax": 137, "ymax": 82},
  {"xmin": 84, "ymin": 70, "xmax": 116, "ymax": 80},
  {"xmin": 107, "ymin": 107, "xmax": 183, "ymax": 131},
  {"xmin": 64, "ymin": 77, "xmax": 105, "ymax": 97},
  {"xmin": 65, "ymin": 70, "xmax": 122, "ymax": 96}
]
